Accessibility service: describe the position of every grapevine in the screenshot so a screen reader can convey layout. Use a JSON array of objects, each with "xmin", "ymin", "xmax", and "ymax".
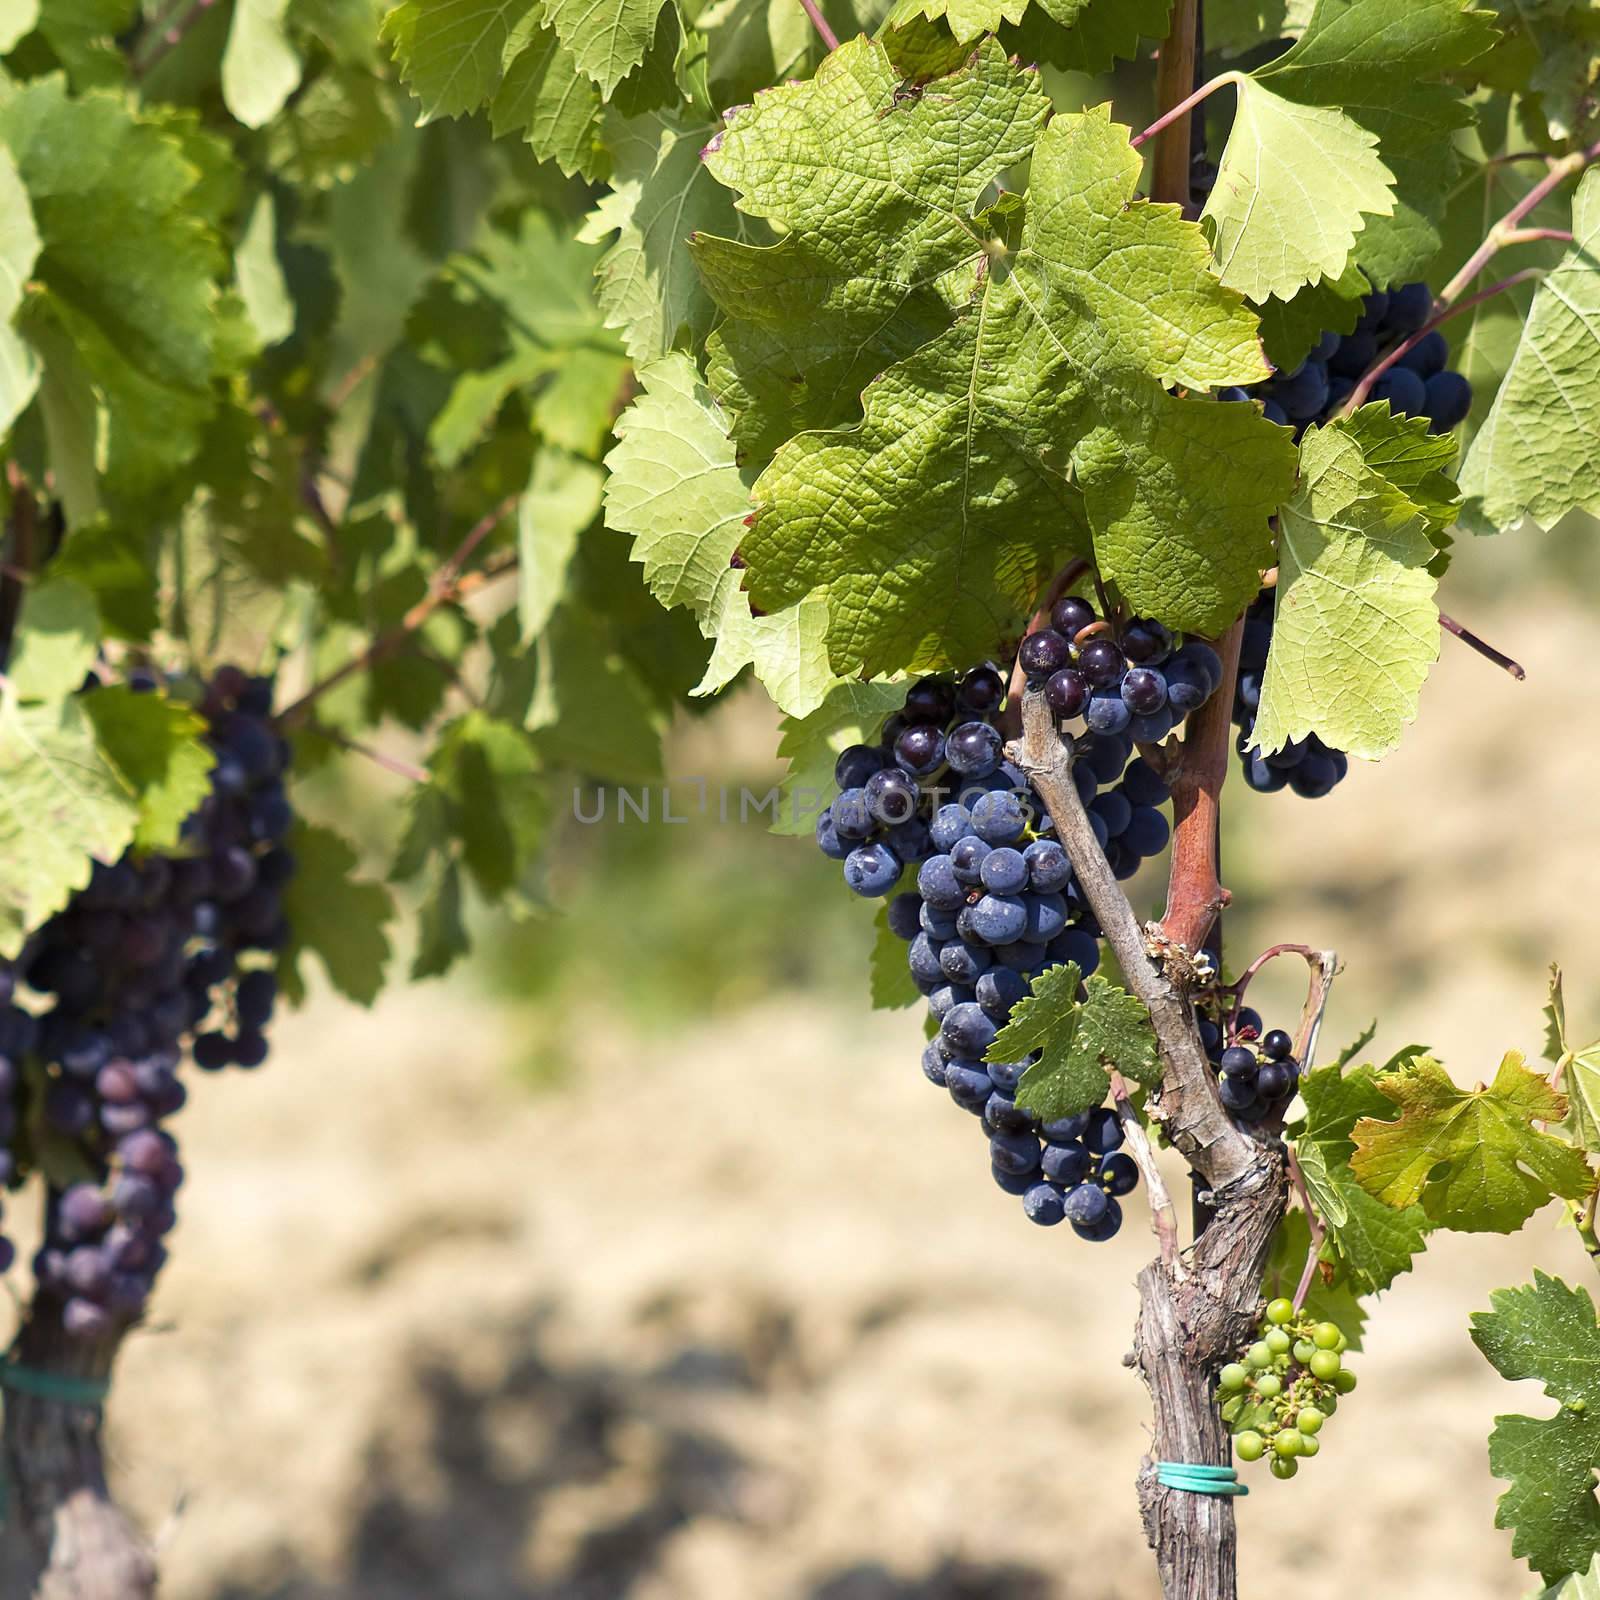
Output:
[{"xmin": 0, "ymin": 0, "xmax": 1594, "ymax": 1595}]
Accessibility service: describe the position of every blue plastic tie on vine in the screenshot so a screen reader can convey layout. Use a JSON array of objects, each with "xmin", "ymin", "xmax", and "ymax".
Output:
[
  {"xmin": 0, "ymin": 1361, "xmax": 110, "ymax": 1408},
  {"xmin": 1156, "ymin": 1462, "xmax": 1248, "ymax": 1497}
]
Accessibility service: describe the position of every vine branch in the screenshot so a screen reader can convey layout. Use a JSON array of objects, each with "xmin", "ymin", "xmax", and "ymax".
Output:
[
  {"xmin": 1439, "ymin": 611, "xmax": 1526, "ymax": 680},
  {"xmin": 796, "ymin": 0, "xmax": 839, "ymax": 52}
]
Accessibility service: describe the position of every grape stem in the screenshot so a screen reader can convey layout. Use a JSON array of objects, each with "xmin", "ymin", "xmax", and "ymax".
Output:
[
  {"xmin": 1438, "ymin": 611, "xmax": 1527, "ymax": 681},
  {"xmin": 1571, "ymin": 1191, "xmax": 1600, "ymax": 1273},
  {"xmin": 1111, "ymin": 1070, "xmax": 1182, "ymax": 1272},
  {"xmin": 1224, "ymin": 942, "xmax": 1324, "ymax": 1035},
  {"xmin": 301, "ymin": 719, "xmax": 430, "ymax": 784},
  {"xmin": 1286, "ymin": 1147, "xmax": 1328, "ymax": 1313},
  {"xmin": 795, "ymin": 0, "xmax": 839, "ymax": 52},
  {"xmin": 130, "ymin": 0, "xmax": 218, "ymax": 75},
  {"xmin": 1341, "ymin": 268, "xmax": 1550, "ymax": 413},
  {"xmin": 276, "ymin": 499, "xmax": 521, "ymax": 729},
  {"xmin": 1131, "ymin": 68, "xmax": 1236, "ymax": 160}
]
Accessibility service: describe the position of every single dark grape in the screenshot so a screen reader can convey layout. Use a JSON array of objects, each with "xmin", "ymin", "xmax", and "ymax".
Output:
[
  {"xmin": 865, "ymin": 766, "xmax": 920, "ymax": 825},
  {"xmin": 1397, "ymin": 328, "xmax": 1448, "ymax": 378},
  {"xmin": 1099, "ymin": 1152, "xmax": 1139, "ymax": 1196},
  {"xmin": 894, "ymin": 724, "xmax": 945, "ymax": 778},
  {"xmin": 1050, "ymin": 596, "xmax": 1096, "ymax": 639},
  {"xmin": 1121, "ymin": 667, "xmax": 1168, "ymax": 714},
  {"xmin": 1370, "ymin": 366, "xmax": 1427, "ymax": 417},
  {"xmin": 1423, "ymin": 369, "xmax": 1472, "ymax": 432},
  {"xmin": 946, "ymin": 721, "xmax": 1002, "ymax": 777},
  {"xmin": 957, "ymin": 666, "xmax": 1006, "ymax": 715},
  {"xmin": 1045, "ymin": 668, "xmax": 1090, "ymax": 718},
  {"xmin": 1077, "ymin": 639, "xmax": 1124, "ymax": 688},
  {"xmin": 903, "ymin": 676, "xmax": 957, "ymax": 726},
  {"xmin": 1260, "ymin": 1028, "xmax": 1293, "ymax": 1061},
  {"xmin": 1018, "ymin": 629, "xmax": 1071, "ymax": 680}
]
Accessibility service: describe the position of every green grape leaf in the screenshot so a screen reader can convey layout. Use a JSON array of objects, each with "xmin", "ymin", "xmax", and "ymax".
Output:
[
  {"xmin": 411, "ymin": 858, "xmax": 470, "ymax": 980},
  {"xmin": 222, "ymin": 0, "xmax": 305, "ymax": 129},
  {"xmin": 382, "ymin": 0, "xmax": 534, "ymax": 122},
  {"xmin": 870, "ymin": 901, "xmax": 920, "ymax": 1009},
  {"xmin": 80, "ymin": 686, "xmax": 215, "ymax": 853},
  {"xmin": 999, "ymin": 963, "xmax": 1159, "ymax": 1121},
  {"xmin": 0, "ymin": 692, "xmax": 140, "ymax": 958},
  {"xmin": 694, "ymin": 37, "xmax": 1049, "ymax": 470},
  {"xmin": 0, "ymin": 0, "xmax": 37, "ymax": 50},
  {"xmin": 1472, "ymin": 1272, "xmax": 1600, "ymax": 1585},
  {"xmin": 0, "ymin": 145, "xmax": 41, "ymax": 435},
  {"xmin": 1252, "ymin": 413, "xmax": 1444, "ymax": 761},
  {"xmin": 1200, "ymin": 74, "xmax": 1395, "ymax": 302},
  {"xmin": 998, "ymin": 0, "xmax": 1172, "ymax": 74},
  {"xmin": 234, "ymin": 191, "xmax": 295, "ymax": 348},
  {"xmin": 579, "ymin": 108, "xmax": 745, "ymax": 364},
  {"xmin": 704, "ymin": 64, "xmax": 1291, "ymax": 673},
  {"xmin": 1540, "ymin": 1552, "xmax": 1600, "ymax": 1600},
  {"xmin": 1292, "ymin": 1059, "xmax": 1431, "ymax": 1294},
  {"xmin": 280, "ymin": 821, "xmax": 396, "ymax": 1006},
  {"xmin": 0, "ymin": 80, "xmax": 226, "ymax": 496},
  {"xmin": 490, "ymin": 14, "xmax": 603, "ymax": 177},
  {"xmin": 1252, "ymin": 0, "xmax": 1499, "ymax": 287},
  {"xmin": 771, "ymin": 680, "xmax": 906, "ymax": 837},
  {"xmin": 602, "ymin": 353, "xmax": 839, "ymax": 716},
  {"xmin": 526, "ymin": 602, "xmax": 668, "ymax": 782},
  {"xmin": 1261, "ymin": 1210, "xmax": 1369, "ymax": 1350},
  {"xmin": 1351, "ymin": 1051, "xmax": 1596, "ymax": 1232},
  {"xmin": 1334, "ymin": 402, "xmax": 1462, "ymax": 543},
  {"xmin": 6, "ymin": 578, "xmax": 100, "ymax": 704},
  {"xmin": 1546, "ymin": 965, "xmax": 1600, "ymax": 1155},
  {"xmin": 543, "ymin": 0, "xmax": 666, "ymax": 95},
  {"xmin": 517, "ymin": 446, "xmax": 605, "ymax": 641},
  {"xmin": 1459, "ymin": 170, "xmax": 1600, "ymax": 537}
]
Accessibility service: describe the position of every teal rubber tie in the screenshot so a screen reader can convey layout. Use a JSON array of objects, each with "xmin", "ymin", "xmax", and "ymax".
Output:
[
  {"xmin": 1156, "ymin": 1462, "xmax": 1249, "ymax": 1497},
  {"xmin": 0, "ymin": 1362, "xmax": 110, "ymax": 1408}
]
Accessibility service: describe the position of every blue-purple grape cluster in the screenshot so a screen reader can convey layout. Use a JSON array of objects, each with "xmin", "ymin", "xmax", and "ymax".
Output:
[
  {"xmin": 1221, "ymin": 281, "xmax": 1473, "ymax": 436},
  {"xmin": 3, "ymin": 666, "xmax": 294, "ymax": 1339},
  {"xmin": 816, "ymin": 666, "xmax": 1160, "ymax": 1240},
  {"xmin": 1234, "ymin": 592, "xmax": 1349, "ymax": 799},
  {"xmin": 1198, "ymin": 1005, "xmax": 1301, "ymax": 1127}
]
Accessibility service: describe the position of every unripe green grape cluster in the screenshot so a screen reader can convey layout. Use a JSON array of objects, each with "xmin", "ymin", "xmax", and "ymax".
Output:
[{"xmin": 1216, "ymin": 1297, "xmax": 1357, "ymax": 1479}]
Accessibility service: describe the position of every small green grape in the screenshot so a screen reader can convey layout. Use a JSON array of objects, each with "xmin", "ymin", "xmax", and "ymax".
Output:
[
  {"xmin": 1570, "ymin": 1398, "xmax": 1589, "ymax": 1415},
  {"xmin": 1265, "ymin": 1328, "xmax": 1293, "ymax": 1355},
  {"xmin": 1246, "ymin": 1341, "xmax": 1274, "ymax": 1369},
  {"xmin": 1296, "ymin": 1406, "xmax": 1325, "ymax": 1435},
  {"xmin": 1235, "ymin": 1430, "xmax": 1266, "ymax": 1462},
  {"xmin": 1299, "ymin": 1433, "xmax": 1320, "ymax": 1457},
  {"xmin": 1273, "ymin": 1430, "xmax": 1303, "ymax": 1458},
  {"xmin": 1308, "ymin": 1349, "xmax": 1342, "ymax": 1381},
  {"xmin": 1312, "ymin": 1322, "xmax": 1342, "ymax": 1350},
  {"xmin": 1257, "ymin": 1373, "xmax": 1282, "ymax": 1399},
  {"xmin": 1269, "ymin": 1456, "xmax": 1299, "ymax": 1480},
  {"xmin": 1292, "ymin": 1339, "xmax": 1317, "ymax": 1364},
  {"xmin": 1219, "ymin": 1363, "xmax": 1249, "ymax": 1392},
  {"xmin": 1333, "ymin": 1368, "xmax": 1358, "ymax": 1394},
  {"xmin": 1335, "ymin": 1332, "xmax": 1349, "ymax": 1354},
  {"xmin": 1265, "ymin": 1297, "xmax": 1295, "ymax": 1326}
]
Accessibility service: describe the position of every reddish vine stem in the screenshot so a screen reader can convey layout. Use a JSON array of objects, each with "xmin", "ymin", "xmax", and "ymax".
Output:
[
  {"xmin": 130, "ymin": 0, "xmax": 218, "ymax": 75},
  {"xmin": 796, "ymin": 0, "xmax": 839, "ymax": 51},
  {"xmin": 276, "ymin": 503, "xmax": 520, "ymax": 729},
  {"xmin": 1439, "ymin": 611, "xmax": 1526, "ymax": 680},
  {"xmin": 1224, "ymin": 942, "xmax": 1322, "ymax": 1033},
  {"xmin": 302, "ymin": 720, "xmax": 429, "ymax": 784},
  {"xmin": 1158, "ymin": 620, "xmax": 1241, "ymax": 956},
  {"xmin": 1132, "ymin": 71, "xmax": 1233, "ymax": 156},
  {"xmin": 1343, "ymin": 269, "xmax": 1550, "ymax": 412}
]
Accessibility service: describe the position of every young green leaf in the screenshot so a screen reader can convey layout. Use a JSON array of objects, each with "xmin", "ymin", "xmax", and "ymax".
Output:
[
  {"xmin": 1459, "ymin": 170, "xmax": 1600, "ymax": 537},
  {"xmin": 1545, "ymin": 966, "xmax": 1600, "ymax": 1156},
  {"xmin": 996, "ymin": 963, "xmax": 1159, "ymax": 1122},
  {"xmin": 1471, "ymin": 1272, "xmax": 1600, "ymax": 1585},
  {"xmin": 490, "ymin": 15, "xmax": 604, "ymax": 177},
  {"xmin": 542, "ymin": 0, "xmax": 666, "ymax": 96},
  {"xmin": 1201, "ymin": 73, "xmax": 1395, "ymax": 302},
  {"xmin": 382, "ymin": 0, "xmax": 536, "ymax": 122},
  {"xmin": 280, "ymin": 821, "xmax": 397, "ymax": 1006},
  {"xmin": 1292, "ymin": 1060, "xmax": 1431, "ymax": 1293},
  {"xmin": 1351, "ymin": 1052, "xmax": 1595, "ymax": 1232},
  {"xmin": 517, "ymin": 446, "xmax": 605, "ymax": 641},
  {"xmin": 1252, "ymin": 412, "xmax": 1446, "ymax": 761}
]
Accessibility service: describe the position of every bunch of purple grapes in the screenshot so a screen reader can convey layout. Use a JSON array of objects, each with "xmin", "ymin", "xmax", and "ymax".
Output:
[
  {"xmin": 1198, "ymin": 1005, "xmax": 1301, "ymax": 1127},
  {"xmin": 816, "ymin": 665, "xmax": 1156, "ymax": 1240},
  {"xmin": 1234, "ymin": 592, "xmax": 1350, "ymax": 799},
  {"xmin": 1222, "ymin": 281, "xmax": 1473, "ymax": 436},
  {"xmin": 7, "ymin": 666, "xmax": 294, "ymax": 1339}
]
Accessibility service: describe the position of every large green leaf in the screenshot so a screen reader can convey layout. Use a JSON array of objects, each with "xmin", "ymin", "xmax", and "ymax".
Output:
[
  {"xmin": 1472, "ymin": 1272, "xmax": 1600, "ymax": 1585},
  {"xmin": 1459, "ymin": 169, "xmax": 1600, "ymax": 536},
  {"xmin": 280, "ymin": 821, "xmax": 396, "ymax": 1006},
  {"xmin": 80, "ymin": 686, "xmax": 215, "ymax": 853},
  {"xmin": 517, "ymin": 445, "xmax": 605, "ymax": 641},
  {"xmin": 1252, "ymin": 411, "xmax": 1447, "ymax": 761},
  {"xmin": 542, "ymin": 0, "xmax": 666, "ymax": 95},
  {"xmin": 490, "ymin": 11, "xmax": 603, "ymax": 176},
  {"xmin": 702, "ymin": 54, "xmax": 1291, "ymax": 672},
  {"xmin": 382, "ymin": 0, "xmax": 534, "ymax": 121},
  {"xmin": 0, "ymin": 145, "xmax": 41, "ymax": 435}
]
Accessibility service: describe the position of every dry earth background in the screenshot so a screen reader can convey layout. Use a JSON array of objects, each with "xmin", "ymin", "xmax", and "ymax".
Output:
[{"xmin": 0, "ymin": 576, "xmax": 1593, "ymax": 1599}]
